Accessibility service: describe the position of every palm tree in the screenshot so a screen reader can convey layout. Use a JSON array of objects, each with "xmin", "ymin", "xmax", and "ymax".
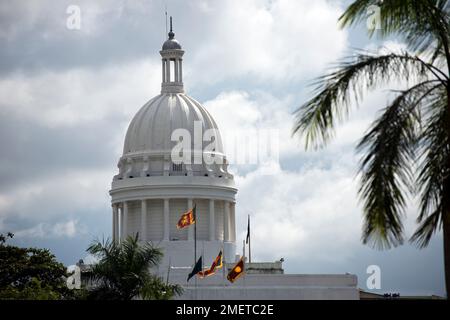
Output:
[
  {"xmin": 86, "ymin": 234, "xmax": 182, "ymax": 300},
  {"xmin": 293, "ymin": 0, "xmax": 450, "ymax": 296}
]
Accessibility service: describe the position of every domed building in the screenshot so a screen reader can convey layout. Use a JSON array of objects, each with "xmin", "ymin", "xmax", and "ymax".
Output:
[
  {"xmin": 108, "ymin": 21, "xmax": 359, "ymax": 300},
  {"xmin": 110, "ymin": 23, "xmax": 237, "ymax": 268}
]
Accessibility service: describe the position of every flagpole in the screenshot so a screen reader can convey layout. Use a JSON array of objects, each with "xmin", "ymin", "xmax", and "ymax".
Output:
[
  {"xmin": 194, "ymin": 205, "xmax": 197, "ymax": 265},
  {"xmin": 166, "ymin": 256, "xmax": 171, "ymax": 285},
  {"xmin": 222, "ymin": 246, "xmax": 225, "ymax": 287},
  {"xmin": 165, "ymin": 6, "xmax": 168, "ymax": 39},
  {"xmin": 248, "ymin": 234, "xmax": 251, "ymax": 263},
  {"xmin": 194, "ymin": 203, "xmax": 197, "ymax": 300},
  {"xmin": 222, "ymin": 230, "xmax": 225, "ymax": 287},
  {"xmin": 202, "ymin": 240, "xmax": 205, "ymax": 272},
  {"xmin": 248, "ymin": 214, "xmax": 252, "ymax": 263},
  {"xmin": 243, "ymin": 256, "xmax": 247, "ymax": 299},
  {"xmin": 243, "ymin": 239, "xmax": 246, "ymax": 296}
]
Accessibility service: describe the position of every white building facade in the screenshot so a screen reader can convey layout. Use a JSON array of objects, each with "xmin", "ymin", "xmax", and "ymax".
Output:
[{"xmin": 109, "ymin": 23, "xmax": 359, "ymax": 300}]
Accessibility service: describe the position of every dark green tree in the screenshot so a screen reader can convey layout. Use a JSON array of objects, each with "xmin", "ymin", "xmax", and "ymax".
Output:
[
  {"xmin": 293, "ymin": 0, "xmax": 450, "ymax": 296},
  {"xmin": 0, "ymin": 233, "xmax": 75, "ymax": 300},
  {"xmin": 86, "ymin": 234, "xmax": 182, "ymax": 300}
]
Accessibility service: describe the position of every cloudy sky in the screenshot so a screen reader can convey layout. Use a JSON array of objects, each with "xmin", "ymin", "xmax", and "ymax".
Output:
[{"xmin": 0, "ymin": 0, "xmax": 445, "ymax": 296}]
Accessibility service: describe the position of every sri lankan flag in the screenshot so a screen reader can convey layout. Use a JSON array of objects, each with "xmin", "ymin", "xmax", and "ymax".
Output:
[
  {"xmin": 227, "ymin": 256, "xmax": 245, "ymax": 283},
  {"xmin": 198, "ymin": 250, "xmax": 223, "ymax": 278},
  {"xmin": 177, "ymin": 204, "xmax": 196, "ymax": 229}
]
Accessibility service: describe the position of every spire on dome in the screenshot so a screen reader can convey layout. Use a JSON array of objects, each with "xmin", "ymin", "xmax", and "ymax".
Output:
[
  {"xmin": 160, "ymin": 16, "xmax": 184, "ymax": 94},
  {"xmin": 162, "ymin": 16, "xmax": 182, "ymax": 50},
  {"xmin": 168, "ymin": 16, "xmax": 174, "ymax": 39}
]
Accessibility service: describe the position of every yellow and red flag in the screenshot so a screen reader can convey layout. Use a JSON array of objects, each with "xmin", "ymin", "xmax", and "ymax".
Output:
[
  {"xmin": 198, "ymin": 250, "xmax": 223, "ymax": 278},
  {"xmin": 227, "ymin": 256, "xmax": 245, "ymax": 283},
  {"xmin": 177, "ymin": 205, "xmax": 196, "ymax": 229}
]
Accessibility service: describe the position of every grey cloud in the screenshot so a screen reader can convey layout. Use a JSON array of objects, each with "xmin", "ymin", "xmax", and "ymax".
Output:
[
  {"xmin": 0, "ymin": 110, "xmax": 121, "ymax": 191},
  {"xmin": 8, "ymin": 209, "xmax": 110, "ymax": 265},
  {"xmin": 0, "ymin": 0, "xmax": 167, "ymax": 75}
]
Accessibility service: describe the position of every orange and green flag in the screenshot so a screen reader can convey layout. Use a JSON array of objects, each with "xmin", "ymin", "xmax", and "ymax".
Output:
[
  {"xmin": 177, "ymin": 204, "xmax": 196, "ymax": 229},
  {"xmin": 227, "ymin": 256, "xmax": 245, "ymax": 283},
  {"xmin": 198, "ymin": 250, "xmax": 223, "ymax": 278}
]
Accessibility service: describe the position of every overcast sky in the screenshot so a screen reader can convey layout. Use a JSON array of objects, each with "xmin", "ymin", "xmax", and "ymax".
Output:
[{"xmin": 0, "ymin": 0, "xmax": 445, "ymax": 296}]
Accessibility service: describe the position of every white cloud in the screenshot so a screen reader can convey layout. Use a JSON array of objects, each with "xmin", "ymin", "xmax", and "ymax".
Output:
[
  {"xmin": 2, "ymin": 0, "xmax": 347, "ymax": 86},
  {"xmin": 0, "ymin": 58, "xmax": 161, "ymax": 129},
  {"xmin": 0, "ymin": 194, "xmax": 11, "ymax": 212},
  {"xmin": 0, "ymin": 169, "xmax": 113, "ymax": 224},
  {"xmin": 0, "ymin": 0, "xmax": 348, "ymax": 132},
  {"xmin": 15, "ymin": 219, "xmax": 83, "ymax": 238},
  {"xmin": 187, "ymin": 0, "xmax": 348, "ymax": 85},
  {"xmin": 202, "ymin": 87, "xmax": 363, "ymax": 266},
  {"xmin": 234, "ymin": 159, "xmax": 363, "ymax": 264},
  {"xmin": 204, "ymin": 90, "xmax": 298, "ymax": 165}
]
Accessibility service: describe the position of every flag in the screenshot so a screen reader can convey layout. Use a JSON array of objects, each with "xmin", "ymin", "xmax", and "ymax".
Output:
[
  {"xmin": 227, "ymin": 256, "xmax": 245, "ymax": 283},
  {"xmin": 177, "ymin": 205, "xmax": 196, "ymax": 229},
  {"xmin": 187, "ymin": 256, "xmax": 202, "ymax": 282},
  {"xmin": 198, "ymin": 250, "xmax": 223, "ymax": 278},
  {"xmin": 246, "ymin": 215, "xmax": 250, "ymax": 244}
]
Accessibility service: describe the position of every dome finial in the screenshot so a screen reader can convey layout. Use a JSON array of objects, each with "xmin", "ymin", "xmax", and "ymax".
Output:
[
  {"xmin": 168, "ymin": 16, "xmax": 175, "ymax": 39},
  {"xmin": 161, "ymin": 17, "xmax": 182, "ymax": 51}
]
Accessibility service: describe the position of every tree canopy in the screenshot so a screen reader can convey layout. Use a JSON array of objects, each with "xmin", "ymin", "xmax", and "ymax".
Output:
[
  {"xmin": 85, "ymin": 234, "xmax": 182, "ymax": 300},
  {"xmin": 0, "ymin": 233, "xmax": 75, "ymax": 300}
]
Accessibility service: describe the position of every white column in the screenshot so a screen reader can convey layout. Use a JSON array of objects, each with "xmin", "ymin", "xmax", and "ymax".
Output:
[
  {"xmin": 163, "ymin": 199, "xmax": 170, "ymax": 241},
  {"xmin": 224, "ymin": 201, "xmax": 230, "ymax": 242},
  {"xmin": 112, "ymin": 204, "xmax": 119, "ymax": 243},
  {"xmin": 122, "ymin": 201, "xmax": 128, "ymax": 239},
  {"xmin": 188, "ymin": 198, "xmax": 194, "ymax": 240},
  {"xmin": 162, "ymin": 59, "xmax": 165, "ymax": 83},
  {"xmin": 119, "ymin": 205, "xmax": 123, "ymax": 242},
  {"xmin": 141, "ymin": 199, "xmax": 147, "ymax": 242},
  {"xmin": 209, "ymin": 199, "xmax": 215, "ymax": 241},
  {"xmin": 174, "ymin": 58, "xmax": 179, "ymax": 82},
  {"xmin": 166, "ymin": 59, "xmax": 171, "ymax": 82},
  {"xmin": 231, "ymin": 203, "xmax": 236, "ymax": 242},
  {"xmin": 179, "ymin": 59, "xmax": 183, "ymax": 83},
  {"xmin": 112, "ymin": 204, "xmax": 115, "ymax": 241}
]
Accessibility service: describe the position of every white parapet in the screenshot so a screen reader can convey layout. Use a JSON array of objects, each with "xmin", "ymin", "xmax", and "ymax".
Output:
[
  {"xmin": 161, "ymin": 262, "xmax": 359, "ymax": 300},
  {"xmin": 175, "ymin": 272, "xmax": 359, "ymax": 300}
]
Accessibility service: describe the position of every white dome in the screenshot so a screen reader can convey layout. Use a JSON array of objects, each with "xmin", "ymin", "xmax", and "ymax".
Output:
[
  {"xmin": 113, "ymin": 27, "xmax": 232, "ymax": 180},
  {"xmin": 123, "ymin": 93, "xmax": 223, "ymax": 156},
  {"xmin": 162, "ymin": 38, "xmax": 182, "ymax": 50}
]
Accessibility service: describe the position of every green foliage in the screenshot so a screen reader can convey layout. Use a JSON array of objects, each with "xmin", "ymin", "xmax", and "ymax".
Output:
[
  {"xmin": 0, "ymin": 278, "xmax": 61, "ymax": 300},
  {"xmin": 140, "ymin": 276, "xmax": 184, "ymax": 300},
  {"xmin": 0, "ymin": 233, "xmax": 75, "ymax": 300},
  {"xmin": 293, "ymin": 1, "xmax": 450, "ymax": 249},
  {"xmin": 85, "ymin": 234, "xmax": 182, "ymax": 300}
]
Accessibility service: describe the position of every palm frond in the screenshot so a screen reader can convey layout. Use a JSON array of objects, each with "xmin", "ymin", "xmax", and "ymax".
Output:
[
  {"xmin": 85, "ymin": 235, "xmax": 164, "ymax": 300},
  {"xmin": 411, "ymin": 207, "xmax": 443, "ymax": 248},
  {"xmin": 293, "ymin": 51, "xmax": 436, "ymax": 149},
  {"xmin": 339, "ymin": 0, "xmax": 450, "ymax": 64},
  {"xmin": 295, "ymin": 0, "xmax": 450, "ymax": 253},
  {"xmin": 356, "ymin": 81, "xmax": 442, "ymax": 249},
  {"xmin": 412, "ymin": 85, "xmax": 449, "ymax": 247}
]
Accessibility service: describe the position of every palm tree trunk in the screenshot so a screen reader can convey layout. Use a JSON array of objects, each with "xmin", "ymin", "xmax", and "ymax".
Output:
[
  {"xmin": 444, "ymin": 210, "xmax": 450, "ymax": 299},
  {"xmin": 445, "ymin": 86, "xmax": 450, "ymax": 299},
  {"xmin": 442, "ymin": 79, "xmax": 450, "ymax": 300}
]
